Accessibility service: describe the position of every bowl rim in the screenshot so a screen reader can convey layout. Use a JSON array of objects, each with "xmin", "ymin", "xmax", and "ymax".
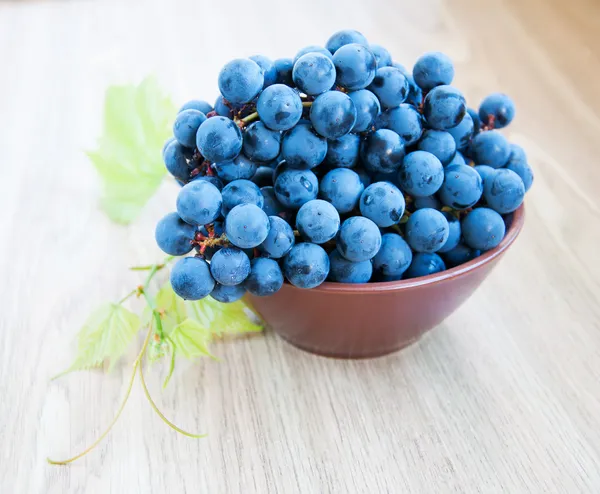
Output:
[{"xmin": 295, "ymin": 205, "xmax": 526, "ymax": 294}]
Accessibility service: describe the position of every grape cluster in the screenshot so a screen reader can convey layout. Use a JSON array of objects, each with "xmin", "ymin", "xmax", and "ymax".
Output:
[{"xmin": 156, "ymin": 29, "xmax": 533, "ymax": 302}]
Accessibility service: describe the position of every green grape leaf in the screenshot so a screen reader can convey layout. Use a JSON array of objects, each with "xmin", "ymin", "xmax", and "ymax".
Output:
[
  {"xmin": 185, "ymin": 297, "xmax": 264, "ymax": 337},
  {"xmin": 87, "ymin": 75, "xmax": 176, "ymax": 224},
  {"xmin": 54, "ymin": 304, "xmax": 140, "ymax": 379},
  {"xmin": 168, "ymin": 319, "xmax": 215, "ymax": 360}
]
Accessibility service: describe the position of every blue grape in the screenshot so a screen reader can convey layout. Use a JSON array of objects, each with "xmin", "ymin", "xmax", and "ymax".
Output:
[
  {"xmin": 163, "ymin": 136, "xmax": 176, "ymax": 156},
  {"xmin": 336, "ymin": 216, "xmax": 382, "ymax": 262},
  {"xmin": 467, "ymin": 107, "xmax": 481, "ymax": 134},
  {"xmin": 173, "ymin": 109, "xmax": 206, "ymax": 148},
  {"xmin": 281, "ymin": 123, "xmax": 327, "ymax": 169},
  {"xmin": 225, "ymin": 203, "xmax": 270, "ymax": 249},
  {"xmin": 446, "ymin": 111, "xmax": 474, "ymax": 151},
  {"xmin": 310, "ymin": 90, "xmax": 357, "ymax": 139},
  {"xmin": 370, "ymin": 44, "xmax": 392, "ymax": 67},
  {"xmin": 274, "ymin": 168, "xmax": 319, "ymax": 209},
  {"xmin": 333, "ymin": 43, "xmax": 377, "ymax": 90},
  {"xmin": 244, "ymin": 258, "xmax": 284, "ymax": 296},
  {"xmin": 397, "ymin": 151, "xmax": 444, "ymax": 197},
  {"xmin": 190, "ymin": 175, "xmax": 224, "ymax": 191},
  {"xmin": 296, "ymin": 199, "xmax": 340, "ymax": 243},
  {"xmin": 404, "ymin": 253, "xmax": 446, "ymax": 279},
  {"xmin": 372, "ymin": 233, "xmax": 412, "ymax": 279},
  {"xmin": 368, "ymin": 67, "xmax": 408, "ymax": 108},
  {"xmin": 355, "ymin": 168, "xmax": 372, "ymax": 189},
  {"xmin": 326, "ymin": 29, "xmax": 369, "ymax": 53},
  {"xmin": 155, "ymin": 212, "xmax": 196, "ymax": 256},
  {"xmin": 438, "ymin": 212, "xmax": 461, "ymax": 253},
  {"xmin": 405, "ymin": 208, "xmax": 450, "ymax": 253},
  {"xmin": 250, "ymin": 55, "xmax": 277, "ymax": 88},
  {"xmin": 210, "ymin": 247, "xmax": 251, "ymax": 286},
  {"xmin": 483, "ymin": 168, "xmax": 525, "ymax": 213},
  {"xmin": 292, "ymin": 53, "xmax": 336, "ymax": 96},
  {"xmin": 283, "ymin": 243, "xmax": 330, "ymax": 289},
  {"xmin": 380, "ymin": 104, "xmax": 423, "ymax": 146},
  {"xmin": 163, "ymin": 140, "xmax": 192, "ymax": 181},
  {"xmin": 328, "ymin": 250, "xmax": 372, "ymax": 283},
  {"xmin": 505, "ymin": 144, "xmax": 534, "ymax": 191},
  {"xmin": 273, "ymin": 58, "xmax": 294, "ymax": 86},
  {"xmin": 439, "ymin": 164, "xmax": 483, "ymax": 210},
  {"xmin": 359, "ymin": 181, "xmax": 405, "ymax": 227},
  {"xmin": 210, "ymin": 283, "xmax": 246, "ymax": 303},
  {"xmin": 242, "ymin": 121, "xmax": 281, "ymax": 162},
  {"xmin": 474, "ymin": 165, "xmax": 496, "ymax": 187},
  {"xmin": 170, "ymin": 257, "xmax": 215, "ymax": 300},
  {"xmin": 417, "ymin": 129, "xmax": 457, "ymax": 166},
  {"xmin": 214, "ymin": 154, "xmax": 258, "ymax": 182},
  {"xmin": 214, "ymin": 95, "xmax": 235, "ymax": 118},
  {"xmin": 412, "ymin": 52, "xmax": 454, "ymax": 91},
  {"xmin": 442, "ymin": 243, "xmax": 481, "ymax": 268},
  {"xmin": 348, "ymin": 89, "xmax": 381, "ymax": 132},
  {"xmin": 470, "ymin": 130, "xmax": 510, "ymax": 168},
  {"xmin": 257, "ymin": 84, "xmax": 303, "ymax": 131},
  {"xmin": 218, "ymin": 58, "xmax": 264, "ymax": 104},
  {"xmin": 176, "ymin": 181, "xmax": 222, "ymax": 226},
  {"xmin": 423, "ymin": 85, "xmax": 466, "ymax": 130},
  {"xmin": 252, "ymin": 166, "xmax": 274, "ymax": 188},
  {"xmin": 319, "ymin": 168, "xmax": 364, "ymax": 213},
  {"xmin": 392, "ymin": 62, "xmax": 422, "ymax": 106},
  {"xmin": 360, "ymin": 129, "xmax": 405, "ymax": 173},
  {"xmin": 259, "ymin": 216, "xmax": 295, "ymax": 258},
  {"xmin": 448, "ymin": 151, "xmax": 467, "ymax": 167},
  {"xmin": 179, "ymin": 100, "xmax": 213, "ymax": 114},
  {"xmin": 479, "ymin": 93, "xmax": 515, "ymax": 129},
  {"xmin": 324, "ymin": 133, "xmax": 360, "ymax": 168},
  {"xmin": 221, "ymin": 179, "xmax": 264, "ymax": 215},
  {"xmin": 462, "ymin": 207, "xmax": 506, "ymax": 250},
  {"xmin": 196, "ymin": 116, "xmax": 243, "ymax": 163},
  {"xmin": 414, "ymin": 195, "xmax": 441, "ymax": 210},
  {"xmin": 260, "ymin": 186, "xmax": 292, "ymax": 220}
]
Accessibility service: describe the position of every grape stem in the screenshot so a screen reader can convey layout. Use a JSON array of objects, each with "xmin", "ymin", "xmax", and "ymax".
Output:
[{"xmin": 237, "ymin": 101, "xmax": 313, "ymax": 127}]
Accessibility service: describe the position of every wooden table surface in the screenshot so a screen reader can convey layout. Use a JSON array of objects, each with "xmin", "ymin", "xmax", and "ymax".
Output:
[{"xmin": 1, "ymin": 0, "xmax": 600, "ymax": 492}]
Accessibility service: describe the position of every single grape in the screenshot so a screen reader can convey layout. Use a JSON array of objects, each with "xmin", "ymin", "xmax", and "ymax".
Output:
[
  {"xmin": 210, "ymin": 283, "xmax": 246, "ymax": 303},
  {"xmin": 417, "ymin": 129, "xmax": 457, "ymax": 166},
  {"xmin": 392, "ymin": 62, "xmax": 422, "ymax": 107},
  {"xmin": 423, "ymin": 85, "xmax": 466, "ymax": 131},
  {"xmin": 462, "ymin": 207, "xmax": 506, "ymax": 250},
  {"xmin": 438, "ymin": 212, "xmax": 461, "ymax": 253},
  {"xmin": 360, "ymin": 129, "xmax": 405, "ymax": 173},
  {"xmin": 310, "ymin": 90, "xmax": 357, "ymax": 139},
  {"xmin": 380, "ymin": 104, "xmax": 423, "ymax": 146},
  {"xmin": 324, "ymin": 133, "xmax": 360, "ymax": 168},
  {"xmin": 249, "ymin": 55, "xmax": 277, "ymax": 88},
  {"xmin": 257, "ymin": 84, "xmax": 303, "ymax": 131},
  {"xmin": 326, "ymin": 29, "xmax": 369, "ymax": 54},
  {"xmin": 448, "ymin": 151, "xmax": 467, "ymax": 167},
  {"xmin": 483, "ymin": 168, "xmax": 525, "ymax": 213},
  {"xmin": 259, "ymin": 216, "xmax": 295, "ymax": 258},
  {"xmin": 333, "ymin": 43, "xmax": 377, "ymax": 90},
  {"xmin": 242, "ymin": 121, "xmax": 281, "ymax": 162},
  {"xmin": 260, "ymin": 186, "xmax": 292, "ymax": 220},
  {"xmin": 176, "ymin": 181, "xmax": 222, "ymax": 226},
  {"xmin": 244, "ymin": 258, "xmax": 284, "ymax": 296},
  {"xmin": 359, "ymin": 181, "xmax": 405, "ymax": 227},
  {"xmin": 163, "ymin": 140, "xmax": 192, "ymax": 182},
  {"xmin": 319, "ymin": 168, "xmax": 364, "ymax": 213},
  {"xmin": 196, "ymin": 116, "xmax": 243, "ymax": 163},
  {"xmin": 368, "ymin": 67, "xmax": 409, "ymax": 108},
  {"xmin": 163, "ymin": 136, "xmax": 176, "ymax": 157},
  {"xmin": 214, "ymin": 154, "xmax": 258, "ymax": 182},
  {"xmin": 505, "ymin": 144, "xmax": 534, "ymax": 191},
  {"xmin": 479, "ymin": 93, "xmax": 515, "ymax": 129},
  {"xmin": 179, "ymin": 100, "xmax": 213, "ymax": 114},
  {"xmin": 397, "ymin": 151, "xmax": 444, "ymax": 197},
  {"xmin": 370, "ymin": 44, "xmax": 392, "ymax": 67},
  {"xmin": 225, "ymin": 203, "xmax": 270, "ymax": 249},
  {"xmin": 328, "ymin": 250, "xmax": 373, "ymax": 283},
  {"xmin": 283, "ymin": 243, "xmax": 330, "ymax": 289},
  {"xmin": 372, "ymin": 233, "xmax": 412, "ymax": 279},
  {"xmin": 292, "ymin": 53, "xmax": 336, "ymax": 96},
  {"xmin": 209, "ymin": 247, "xmax": 251, "ymax": 286},
  {"xmin": 336, "ymin": 216, "xmax": 382, "ymax": 262},
  {"xmin": 414, "ymin": 195, "xmax": 441, "ymax": 210},
  {"xmin": 214, "ymin": 95, "xmax": 235, "ymax": 118},
  {"xmin": 470, "ymin": 130, "xmax": 510, "ymax": 168},
  {"xmin": 155, "ymin": 212, "xmax": 196, "ymax": 256},
  {"xmin": 446, "ymin": 110, "xmax": 474, "ymax": 152},
  {"xmin": 173, "ymin": 109, "xmax": 206, "ymax": 148},
  {"xmin": 273, "ymin": 58, "xmax": 294, "ymax": 86},
  {"xmin": 441, "ymin": 243, "xmax": 480, "ymax": 268},
  {"xmin": 404, "ymin": 253, "xmax": 446, "ymax": 279},
  {"xmin": 221, "ymin": 179, "xmax": 264, "ymax": 215},
  {"xmin": 274, "ymin": 168, "xmax": 319, "ymax": 209},
  {"xmin": 405, "ymin": 208, "xmax": 450, "ymax": 253},
  {"xmin": 170, "ymin": 257, "xmax": 215, "ymax": 300},
  {"xmin": 281, "ymin": 123, "xmax": 328, "ymax": 169},
  {"xmin": 348, "ymin": 89, "xmax": 381, "ymax": 132},
  {"xmin": 474, "ymin": 165, "xmax": 496, "ymax": 187},
  {"xmin": 296, "ymin": 199, "xmax": 340, "ymax": 243},
  {"xmin": 218, "ymin": 58, "xmax": 264, "ymax": 104},
  {"xmin": 467, "ymin": 107, "xmax": 481, "ymax": 134},
  {"xmin": 438, "ymin": 164, "xmax": 483, "ymax": 210},
  {"xmin": 251, "ymin": 166, "xmax": 274, "ymax": 188},
  {"xmin": 412, "ymin": 52, "xmax": 454, "ymax": 91}
]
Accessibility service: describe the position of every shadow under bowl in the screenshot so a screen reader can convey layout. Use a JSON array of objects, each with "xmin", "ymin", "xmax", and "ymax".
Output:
[{"xmin": 248, "ymin": 206, "xmax": 525, "ymax": 359}]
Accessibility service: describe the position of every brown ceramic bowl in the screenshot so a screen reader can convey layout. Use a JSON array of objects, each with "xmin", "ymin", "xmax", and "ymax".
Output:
[{"xmin": 248, "ymin": 206, "xmax": 525, "ymax": 359}]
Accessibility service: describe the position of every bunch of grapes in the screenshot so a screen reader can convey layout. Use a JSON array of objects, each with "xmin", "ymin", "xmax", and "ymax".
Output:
[{"xmin": 156, "ymin": 29, "xmax": 534, "ymax": 303}]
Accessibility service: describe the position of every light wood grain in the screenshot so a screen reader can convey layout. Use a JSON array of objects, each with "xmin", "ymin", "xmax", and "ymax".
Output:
[{"xmin": 1, "ymin": 0, "xmax": 600, "ymax": 492}]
